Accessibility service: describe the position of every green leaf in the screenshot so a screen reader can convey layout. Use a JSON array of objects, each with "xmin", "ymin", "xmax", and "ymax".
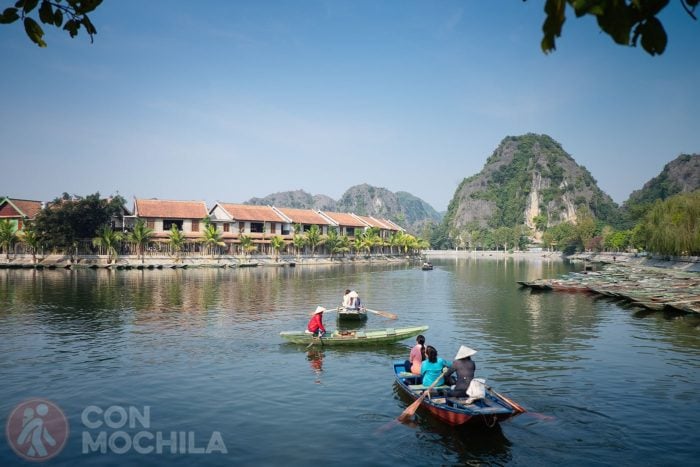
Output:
[
  {"xmin": 63, "ymin": 18, "xmax": 79, "ymax": 37},
  {"xmin": 81, "ymin": 15, "xmax": 97, "ymax": 36},
  {"xmin": 639, "ymin": 17, "xmax": 667, "ymax": 55},
  {"xmin": 54, "ymin": 9, "xmax": 63, "ymax": 27},
  {"xmin": 23, "ymin": 0, "xmax": 39, "ymax": 14},
  {"xmin": 0, "ymin": 7, "xmax": 20, "ymax": 24},
  {"xmin": 38, "ymin": 0, "xmax": 53, "ymax": 24},
  {"xmin": 23, "ymin": 17, "xmax": 46, "ymax": 47},
  {"xmin": 541, "ymin": 0, "xmax": 566, "ymax": 53},
  {"xmin": 14, "ymin": 1, "xmax": 25, "ymax": 9}
]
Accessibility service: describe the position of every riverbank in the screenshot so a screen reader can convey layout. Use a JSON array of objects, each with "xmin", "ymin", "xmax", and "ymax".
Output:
[
  {"xmin": 0, "ymin": 253, "xmax": 412, "ymax": 269},
  {"xmin": 425, "ymin": 249, "xmax": 564, "ymax": 261}
]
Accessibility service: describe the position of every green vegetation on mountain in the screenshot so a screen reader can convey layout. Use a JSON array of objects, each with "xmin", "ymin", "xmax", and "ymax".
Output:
[
  {"xmin": 439, "ymin": 134, "xmax": 621, "ymax": 251},
  {"xmin": 622, "ymin": 154, "xmax": 700, "ymax": 227}
]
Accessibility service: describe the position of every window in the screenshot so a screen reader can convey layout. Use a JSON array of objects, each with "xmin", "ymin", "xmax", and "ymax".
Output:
[
  {"xmin": 250, "ymin": 222, "xmax": 264, "ymax": 233},
  {"xmin": 146, "ymin": 219, "xmax": 155, "ymax": 230},
  {"xmin": 192, "ymin": 220, "xmax": 199, "ymax": 232},
  {"xmin": 346, "ymin": 227, "xmax": 355, "ymax": 236},
  {"xmin": 223, "ymin": 223, "xmax": 230, "ymax": 232},
  {"xmin": 269, "ymin": 223, "xmax": 276, "ymax": 234},
  {"xmin": 281, "ymin": 225, "xmax": 291, "ymax": 235},
  {"xmin": 163, "ymin": 219, "xmax": 183, "ymax": 231},
  {"xmin": 239, "ymin": 222, "xmax": 245, "ymax": 233}
]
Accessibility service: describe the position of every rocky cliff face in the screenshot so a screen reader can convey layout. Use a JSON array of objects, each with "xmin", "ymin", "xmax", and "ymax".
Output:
[
  {"xmin": 444, "ymin": 134, "xmax": 620, "ymax": 238},
  {"xmin": 245, "ymin": 185, "xmax": 441, "ymax": 234}
]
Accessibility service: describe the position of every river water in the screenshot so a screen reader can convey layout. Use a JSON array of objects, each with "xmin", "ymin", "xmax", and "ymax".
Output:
[{"xmin": 1, "ymin": 258, "xmax": 699, "ymax": 466}]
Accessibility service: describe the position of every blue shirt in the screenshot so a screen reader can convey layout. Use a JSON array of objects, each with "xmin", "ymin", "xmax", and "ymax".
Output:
[{"xmin": 421, "ymin": 358, "xmax": 449, "ymax": 387}]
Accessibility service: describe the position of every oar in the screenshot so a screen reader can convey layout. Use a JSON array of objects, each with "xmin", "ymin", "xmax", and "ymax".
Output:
[
  {"xmin": 366, "ymin": 308, "xmax": 397, "ymax": 319},
  {"xmin": 487, "ymin": 386, "xmax": 526, "ymax": 414},
  {"xmin": 398, "ymin": 368, "xmax": 447, "ymax": 422},
  {"xmin": 306, "ymin": 332, "xmax": 325, "ymax": 349}
]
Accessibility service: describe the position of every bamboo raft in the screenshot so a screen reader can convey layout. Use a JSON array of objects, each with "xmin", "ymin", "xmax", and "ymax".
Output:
[{"xmin": 517, "ymin": 264, "xmax": 700, "ymax": 314}]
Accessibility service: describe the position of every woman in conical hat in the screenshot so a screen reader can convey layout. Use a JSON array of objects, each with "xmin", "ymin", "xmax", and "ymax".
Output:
[
  {"xmin": 307, "ymin": 306, "xmax": 326, "ymax": 337},
  {"xmin": 444, "ymin": 345, "xmax": 477, "ymax": 397}
]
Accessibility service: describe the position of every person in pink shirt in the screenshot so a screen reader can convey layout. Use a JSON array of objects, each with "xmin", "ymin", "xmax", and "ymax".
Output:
[{"xmin": 408, "ymin": 334, "xmax": 426, "ymax": 374}]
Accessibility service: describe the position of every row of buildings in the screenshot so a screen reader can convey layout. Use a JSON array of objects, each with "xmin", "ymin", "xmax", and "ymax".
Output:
[{"xmin": 1, "ymin": 197, "xmax": 405, "ymax": 253}]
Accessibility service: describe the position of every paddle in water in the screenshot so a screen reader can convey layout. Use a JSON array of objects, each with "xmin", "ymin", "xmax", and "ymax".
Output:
[
  {"xmin": 366, "ymin": 308, "xmax": 397, "ymax": 319},
  {"xmin": 398, "ymin": 368, "xmax": 447, "ymax": 422}
]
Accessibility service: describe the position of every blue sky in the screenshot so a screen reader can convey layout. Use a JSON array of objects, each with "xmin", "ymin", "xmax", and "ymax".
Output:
[{"xmin": 1, "ymin": 1, "xmax": 698, "ymax": 212}]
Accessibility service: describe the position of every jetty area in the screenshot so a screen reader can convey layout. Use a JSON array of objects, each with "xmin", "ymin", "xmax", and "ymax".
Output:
[{"xmin": 518, "ymin": 255, "xmax": 700, "ymax": 314}]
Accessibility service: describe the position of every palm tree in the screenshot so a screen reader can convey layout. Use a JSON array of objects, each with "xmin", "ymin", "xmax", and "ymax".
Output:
[
  {"xmin": 324, "ymin": 228, "xmax": 340, "ymax": 259},
  {"xmin": 128, "ymin": 219, "xmax": 154, "ymax": 264},
  {"xmin": 336, "ymin": 235, "xmax": 351, "ymax": 257},
  {"xmin": 270, "ymin": 235, "xmax": 286, "ymax": 262},
  {"xmin": 19, "ymin": 224, "xmax": 42, "ymax": 264},
  {"xmin": 168, "ymin": 225, "xmax": 186, "ymax": 263},
  {"xmin": 92, "ymin": 226, "xmax": 124, "ymax": 264},
  {"xmin": 239, "ymin": 234, "xmax": 257, "ymax": 260},
  {"xmin": 0, "ymin": 219, "xmax": 17, "ymax": 260},
  {"xmin": 292, "ymin": 233, "xmax": 306, "ymax": 259},
  {"xmin": 305, "ymin": 225, "xmax": 323, "ymax": 256},
  {"xmin": 201, "ymin": 224, "xmax": 225, "ymax": 258}
]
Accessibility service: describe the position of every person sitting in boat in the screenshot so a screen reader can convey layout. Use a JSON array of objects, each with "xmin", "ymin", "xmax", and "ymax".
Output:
[
  {"xmin": 406, "ymin": 334, "xmax": 426, "ymax": 374},
  {"xmin": 306, "ymin": 306, "xmax": 326, "ymax": 337},
  {"xmin": 444, "ymin": 345, "xmax": 477, "ymax": 397},
  {"xmin": 421, "ymin": 345, "xmax": 450, "ymax": 388},
  {"xmin": 342, "ymin": 289, "xmax": 353, "ymax": 308}
]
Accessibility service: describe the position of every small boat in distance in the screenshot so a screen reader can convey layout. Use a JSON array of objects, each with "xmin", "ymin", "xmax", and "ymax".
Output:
[
  {"xmin": 280, "ymin": 325, "xmax": 428, "ymax": 346},
  {"xmin": 421, "ymin": 262, "xmax": 434, "ymax": 270},
  {"xmin": 393, "ymin": 361, "xmax": 524, "ymax": 426}
]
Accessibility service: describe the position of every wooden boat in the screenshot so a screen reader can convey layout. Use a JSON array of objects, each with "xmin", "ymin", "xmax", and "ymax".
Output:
[
  {"xmin": 421, "ymin": 262, "xmax": 434, "ymax": 270},
  {"xmin": 336, "ymin": 306, "xmax": 368, "ymax": 321},
  {"xmin": 280, "ymin": 325, "xmax": 428, "ymax": 346},
  {"xmin": 238, "ymin": 262, "xmax": 259, "ymax": 268},
  {"xmin": 393, "ymin": 361, "xmax": 524, "ymax": 426}
]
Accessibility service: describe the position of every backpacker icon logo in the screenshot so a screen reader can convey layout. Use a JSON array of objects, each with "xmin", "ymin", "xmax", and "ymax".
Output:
[{"xmin": 6, "ymin": 399, "xmax": 69, "ymax": 462}]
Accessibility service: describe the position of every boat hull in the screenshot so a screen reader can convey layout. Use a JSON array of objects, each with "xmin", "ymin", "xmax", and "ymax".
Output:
[
  {"xmin": 393, "ymin": 362, "xmax": 522, "ymax": 427},
  {"xmin": 336, "ymin": 307, "xmax": 368, "ymax": 321},
  {"xmin": 280, "ymin": 326, "xmax": 428, "ymax": 346}
]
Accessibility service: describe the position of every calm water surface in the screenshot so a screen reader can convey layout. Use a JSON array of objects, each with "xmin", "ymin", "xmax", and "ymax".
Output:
[{"xmin": 1, "ymin": 258, "xmax": 699, "ymax": 466}]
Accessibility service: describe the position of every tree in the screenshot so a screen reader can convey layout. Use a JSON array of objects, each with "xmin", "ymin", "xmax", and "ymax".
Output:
[
  {"xmin": 239, "ymin": 234, "xmax": 257, "ymax": 260},
  {"xmin": 323, "ymin": 228, "xmax": 340, "ymax": 259},
  {"xmin": 128, "ymin": 219, "xmax": 154, "ymax": 264},
  {"xmin": 32, "ymin": 193, "xmax": 126, "ymax": 253},
  {"xmin": 19, "ymin": 224, "xmax": 41, "ymax": 263},
  {"xmin": 270, "ymin": 235, "xmax": 286, "ymax": 262},
  {"xmin": 305, "ymin": 225, "xmax": 323, "ymax": 257},
  {"xmin": 0, "ymin": 0, "xmax": 101, "ymax": 47},
  {"xmin": 92, "ymin": 225, "xmax": 123, "ymax": 264},
  {"xmin": 201, "ymin": 224, "xmax": 224, "ymax": 258},
  {"xmin": 538, "ymin": 0, "xmax": 698, "ymax": 56},
  {"xmin": 0, "ymin": 219, "xmax": 17, "ymax": 259},
  {"xmin": 167, "ymin": 225, "xmax": 186, "ymax": 263},
  {"xmin": 292, "ymin": 233, "xmax": 306, "ymax": 259}
]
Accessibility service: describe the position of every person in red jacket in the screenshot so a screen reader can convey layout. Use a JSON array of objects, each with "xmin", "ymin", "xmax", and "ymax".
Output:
[{"xmin": 307, "ymin": 306, "xmax": 326, "ymax": 337}]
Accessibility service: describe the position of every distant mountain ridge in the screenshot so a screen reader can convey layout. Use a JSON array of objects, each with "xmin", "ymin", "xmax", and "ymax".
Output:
[
  {"xmin": 443, "ymin": 134, "xmax": 620, "ymax": 240},
  {"xmin": 244, "ymin": 185, "xmax": 442, "ymax": 234}
]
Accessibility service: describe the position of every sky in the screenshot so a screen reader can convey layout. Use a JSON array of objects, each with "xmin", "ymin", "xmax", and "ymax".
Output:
[{"xmin": 1, "ymin": 1, "xmax": 698, "ymax": 213}]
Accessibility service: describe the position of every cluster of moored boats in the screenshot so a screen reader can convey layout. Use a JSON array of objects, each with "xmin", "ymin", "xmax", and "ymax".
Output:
[
  {"xmin": 518, "ymin": 264, "xmax": 700, "ymax": 314},
  {"xmin": 279, "ymin": 304, "xmax": 526, "ymax": 428}
]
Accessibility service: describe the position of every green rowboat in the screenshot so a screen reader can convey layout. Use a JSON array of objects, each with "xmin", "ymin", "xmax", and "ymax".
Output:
[{"xmin": 280, "ymin": 325, "xmax": 428, "ymax": 346}]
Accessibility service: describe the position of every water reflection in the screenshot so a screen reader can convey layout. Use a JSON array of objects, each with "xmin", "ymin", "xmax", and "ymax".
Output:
[{"xmin": 306, "ymin": 349, "xmax": 324, "ymax": 384}]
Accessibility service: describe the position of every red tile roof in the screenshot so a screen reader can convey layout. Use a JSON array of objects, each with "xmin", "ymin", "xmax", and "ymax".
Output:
[
  {"xmin": 320, "ymin": 211, "xmax": 368, "ymax": 227},
  {"xmin": 135, "ymin": 199, "xmax": 207, "ymax": 219},
  {"xmin": 218, "ymin": 204, "xmax": 287, "ymax": 222},
  {"xmin": 0, "ymin": 198, "xmax": 42, "ymax": 219},
  {"xmin": 276, "ymin": 207, "xmax": 332, "ymax": 225},
  {"xmin": 354, "ymin": 215, "xmax": 395, "ymax": 230}
]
